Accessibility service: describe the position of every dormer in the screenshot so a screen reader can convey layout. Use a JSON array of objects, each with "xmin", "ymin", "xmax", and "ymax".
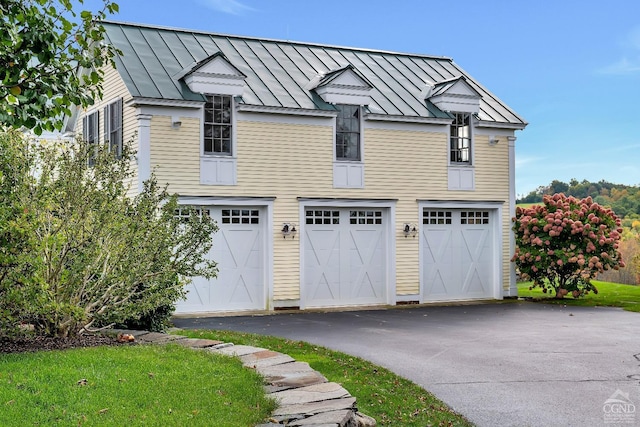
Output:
[
  {"xmin": 427, "ymin": 76, "xmax": 481, "ymax": 114},
  {"xmin": 176, "ymin": 52, "xmax": 247, "ymax": 96},
  {"xmin": 311, "ymin": 65, "xmax": 373, "ymax": 106}
]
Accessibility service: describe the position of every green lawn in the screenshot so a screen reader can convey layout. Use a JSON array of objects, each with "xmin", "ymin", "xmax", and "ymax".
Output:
[
  {"xmin": 516, "ymin": 203, "xmax": 540, "ymax": 209},
  {"xmin": 0, "ymin": 344, "xmax": 275, "ymax": 426},
  {"xmin": 518, "ymin": 280, "xmax": 640, "ymax": 312},
  {"xmin": 179, "ymin": 329, "xmax": 472, "ymax": 427}
]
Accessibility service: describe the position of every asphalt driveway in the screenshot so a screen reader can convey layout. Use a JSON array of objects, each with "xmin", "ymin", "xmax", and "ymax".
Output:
[{"xmin": 173, "ymin": 302, "xmax": 640, "ymax": 426}]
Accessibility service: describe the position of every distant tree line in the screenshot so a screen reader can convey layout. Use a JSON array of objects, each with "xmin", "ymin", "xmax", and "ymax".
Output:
[{"xmin": 518, "ymin": 179, "xmax": 640, "ymax": 219}]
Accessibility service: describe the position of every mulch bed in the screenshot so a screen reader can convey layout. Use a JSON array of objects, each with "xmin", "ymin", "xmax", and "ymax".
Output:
[{"xmin": 0, "ymin": 334, "xmax": 129, "ymax": 355}]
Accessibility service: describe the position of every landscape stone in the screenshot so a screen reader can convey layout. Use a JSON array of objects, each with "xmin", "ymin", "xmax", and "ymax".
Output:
[
  {"xmin": 241, "ymin": 351, "xmax": 295, "ymax": 368},
  {"xmin": 136, "ymin": 331, "xmax": 184, "ymax": 343},
  {"xmin": 270, "ymin": 382, "xmax": 351, "ymax": 406},
  {"xmin": 272, "ymin": 397, "xmax": 357, "ymax": 417},
  {"xmin": 287, "ymin": 409, "xmax": 353, "ymax": 426},
  {"xmin": 354, "ymin": 412, "xmax": 377, "ymax": 426},
  {"xmin": 264, "ymin": 369, "xmax": 327, "ymax": 389},
  {"xmin": 213, "ymin": 344, "xmax": 267, "ymax": 357},
  {"xmin": 175, "ymin": 338, "xmax": 223, "ymax": 348},
  {"xmin": 257, "ymin": 361, "xmax": 316, "ymax": 376}
]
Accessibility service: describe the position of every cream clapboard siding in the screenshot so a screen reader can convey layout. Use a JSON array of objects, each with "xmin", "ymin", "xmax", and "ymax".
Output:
[
  {"xmin": 149, "ymin": 117, "xmax": 513, "ymax": 301},
  {"xmin": 473, "ymin": 134, "xmax": 512, "ymax": 293},
  {"xmin": 75, "ymin": 66, "xmax": 138, "ymax": 195}
]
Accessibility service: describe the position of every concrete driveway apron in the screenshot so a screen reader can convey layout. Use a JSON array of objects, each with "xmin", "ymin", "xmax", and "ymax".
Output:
[{"xmin": 173, "ymin": 302, "xmax": 640, "ymax": 427}]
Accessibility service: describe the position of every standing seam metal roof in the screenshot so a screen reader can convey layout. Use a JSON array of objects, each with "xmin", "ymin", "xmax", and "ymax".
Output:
[{"xmin": 103, "ymin": 21, "xmax": 526, "ymax": 126}]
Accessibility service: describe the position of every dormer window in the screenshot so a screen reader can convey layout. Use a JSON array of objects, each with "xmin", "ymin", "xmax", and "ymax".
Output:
[
  {"xmin": 336, "ymin": 104, "xmax": 361, "ymax": 161},
  {"xmin": 204, "ymin": 95, "xmax": 232, "ymax": 155},
  {"xmin": 450, "ymin": 112, "xmax": 471, "ymax": 164}
]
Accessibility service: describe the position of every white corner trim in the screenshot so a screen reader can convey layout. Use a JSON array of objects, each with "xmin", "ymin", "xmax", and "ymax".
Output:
[
  {"xmin": 136, "ymin": 113, "xmax": 153, "ymax": 193},
  {"xmin": 507, "ymin": 135, "xmax": 518, "ymax": 297}
]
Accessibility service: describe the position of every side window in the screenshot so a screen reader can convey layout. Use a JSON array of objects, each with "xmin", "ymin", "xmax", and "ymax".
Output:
[
  {"xmin": 82, "ymin": 110, "xmax": 99, "ymax": 166},
  {"xmin": 450, "ymin": 112, "xmax": 471, "ymax": 164},
  {"xmin": 204, "ymin": 94, "xmax": 232, "ymax": 155},
  {"xmin": 104, "ymin": 98, "xmax": 123, "ymax": 158},
  {"xmin": 335, "ymin": 104, "xmax": 361, "ymax": 161}
]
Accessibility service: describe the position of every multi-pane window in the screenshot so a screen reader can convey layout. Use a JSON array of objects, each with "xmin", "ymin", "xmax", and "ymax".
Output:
[
  {"xmin": 221, "ymin": 209, "xmax": 259, "ymax": 224},
  {"xmin": 450, "ymin": 112, "xmax": 471, "ymax": 163},
  {"xmin": 461, "ymin": 211, "xmax": 489, "ymax": 225},
  {"xmin": 306, "ymin": 210, "xmax": 340, "ymax": 225},
  {"xmin": 204, "ymin": 95, "xmax": 232, "ymax": 155},
  {"xmin": 104, "ymin": 98, "xmax": 123, "ymax": 158},
  {"xmin": 423, "ymin": 210, "xmax": 452, "ymax": 225},
  {"xmin": 350, "ymin": 210, "xmax": 382, "ymax": 225},
  {"xmin": 335, "ymin": 104, "xmax": 361, "ymax": 161},
  {"xmin": 174, "ymin": 207, "xmax": 211, "ymax": 223},
  {"xmin": 82, "ymin": 111, "xmax": 99, "ymax": 166}
]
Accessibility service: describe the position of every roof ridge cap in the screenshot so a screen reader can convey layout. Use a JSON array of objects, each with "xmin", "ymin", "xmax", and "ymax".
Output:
[{"xmin": 101, "ymin": 20, "xmax": 453, "ymax": 61}]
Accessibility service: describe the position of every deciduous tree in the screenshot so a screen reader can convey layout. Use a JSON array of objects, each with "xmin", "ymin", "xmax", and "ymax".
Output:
[{"xmin": 0, "ymin": 0, "xmax": 119, "ymax": 134}]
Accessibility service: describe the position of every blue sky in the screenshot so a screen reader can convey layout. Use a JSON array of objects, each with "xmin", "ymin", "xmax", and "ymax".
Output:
[{"xmin": 96, "ymin": 0, "xmax": 640, "ymax": 196}]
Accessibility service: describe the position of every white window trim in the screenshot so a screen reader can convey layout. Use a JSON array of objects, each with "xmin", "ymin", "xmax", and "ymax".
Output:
[
  {"xmin": 333, "ymin": 104, "xmax": 365, "ymax": 188},
  {"xmin": 448, "ymin": 112, "xmax": 475, "ymax": 166},
  {"xmin": 333, "ymin": 104, "xmax": 364, "ymax": 163},
  {"xmin": 199, "ymin": 95, "xmax": 238, "ymax": 186},
  {"xmin": 201, "ymin": 94, "xmax": 236, "ymax": 158},
  {"xmin": 447, "ymin": 112, "xmax": 475, "ymax": 191}
]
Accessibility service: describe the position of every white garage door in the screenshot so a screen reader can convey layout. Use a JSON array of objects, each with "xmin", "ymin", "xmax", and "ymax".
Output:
[
  {"xmin": 175, "ymin": 207, "xmax": 265, "ymax": 313},
  {"xmin": 422, "ymin": 209, "xmax": 495, "ymax": 301},
  {"xmin": 303, "ymin": 208, "xmax": 387, "ymax": 308}
]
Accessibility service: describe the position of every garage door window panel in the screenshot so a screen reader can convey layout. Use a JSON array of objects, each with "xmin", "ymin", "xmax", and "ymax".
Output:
[
  {"xmin": 350, "ymin": 210, "xmax": 382, "ymax": 225},
  {"xmin": 306, "ymin": 210, "xmax": 340, "ymax": 225},
  {"xmin": 423, "ymin": 210, "xmax": 452, "ymax": 225},
  {"xmin": 222, "ymin": 209, "xmax": 259, "ymax": 224},
  {"xmin": 461, "ymin": 211, "xmax": 489, "ymax": 225}
]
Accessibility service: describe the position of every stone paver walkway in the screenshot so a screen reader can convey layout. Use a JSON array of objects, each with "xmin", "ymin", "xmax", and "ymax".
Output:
[{"xmin": 109, "ymin": 329, "xmax": 375, "ymax": 427}]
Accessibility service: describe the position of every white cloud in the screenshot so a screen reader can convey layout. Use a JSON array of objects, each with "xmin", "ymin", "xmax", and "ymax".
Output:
[
  {"xmin": 599, "ymin": 26, "xmax": 640, "ymax": 75},
  {"xmin": 515, "ymin": 155, "xmax": 544, "ymax": 168},
  {"xmin": 198, "ymin": 0, "xmax": 255, "ymax": 15},
  {"xmin": 598, "ymin": 57, "xmax": 640, "ymax": 75}
]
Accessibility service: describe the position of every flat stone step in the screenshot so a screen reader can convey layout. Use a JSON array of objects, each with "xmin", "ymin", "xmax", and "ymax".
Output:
[
  {"xmin": 257, "ymin": 361, "xmax": 316, "ymax": 376},
  {"xmin": 213, "ymin": 344, "xmax": 267, "ymax": 357},
  {"xmin": 137, "ymin": 332, "xmax": 187, "ymax": 344},
  {"xmin": 264, "ymin": 369, "xmax": 327, "ymax": 391},
  {"xmin": 272, "ymin": 397, "xmax": 356, "ymax": 417},
  {"xmin": 175, "ymin": 338, "xmax": 223, "ymax": 348},
  {"xmin": 287, "ymin": 409, "xmax": 353, "ymax": 426},
  {"xmin": 241, "ymin": 350, "xmax": 295, "ymax": 368},
  {"xmin": 269, "ymin": 382, "xmax": 351, "ymax": 406}
]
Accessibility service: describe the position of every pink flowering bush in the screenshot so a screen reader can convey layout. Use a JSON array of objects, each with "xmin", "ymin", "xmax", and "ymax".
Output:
[{"xmin": 512, "ymin": 194, "xmax": 625, "ymax": 298}]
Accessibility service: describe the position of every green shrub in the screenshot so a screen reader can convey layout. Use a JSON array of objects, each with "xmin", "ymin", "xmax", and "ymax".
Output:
[{"xmin": 0, "ymin": 133, "xmax": 217, "ymax": 337}]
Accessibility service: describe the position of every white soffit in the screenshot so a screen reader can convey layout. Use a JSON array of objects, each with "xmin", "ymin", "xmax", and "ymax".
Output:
[
  {"xmin": 178, "ymin": 53, "xmax": 247, "ymax": 96},
  {"xmin": 428, "ymin": 77, "xmax": 481, "ymax": 114},
  {"xmin": 313, "ymin": 65, "xmax": 373, "ymax": 106}
]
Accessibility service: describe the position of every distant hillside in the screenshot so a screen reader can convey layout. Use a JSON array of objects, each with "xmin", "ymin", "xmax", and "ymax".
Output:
[{"xmin": 517, "ymin": 179, "xmax": 640, "ymax": 219}]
